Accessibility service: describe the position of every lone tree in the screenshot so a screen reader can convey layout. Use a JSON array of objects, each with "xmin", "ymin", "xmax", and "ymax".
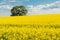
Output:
[{"xmin": 11, "ymin": 6, "xmax": 27, "ymax": 16}]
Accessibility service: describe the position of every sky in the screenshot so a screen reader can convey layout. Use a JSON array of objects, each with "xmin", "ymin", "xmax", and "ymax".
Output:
[{"xmin": 0, "ymin": 0, "xmax": 60, "ymax": 16}]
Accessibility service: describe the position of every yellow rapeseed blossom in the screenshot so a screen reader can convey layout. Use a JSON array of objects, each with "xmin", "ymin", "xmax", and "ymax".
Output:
[{"xmin": 0, "ymin": 14, "xmax": 60, "ymax": 40}]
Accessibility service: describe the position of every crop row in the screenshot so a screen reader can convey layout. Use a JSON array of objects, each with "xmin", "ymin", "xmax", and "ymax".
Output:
[
  {"xmin": 0, "ymin": 31, "xmax": 60, "ymax": 40},
  {"xmin": 0, "ymin": 24, "xmax": 60, "ymax": 29}
]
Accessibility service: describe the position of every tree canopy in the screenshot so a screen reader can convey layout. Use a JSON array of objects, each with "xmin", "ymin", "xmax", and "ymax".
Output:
[{"xmin": 11, "ymin": 6, "xmax": 27, "ymax": 16}]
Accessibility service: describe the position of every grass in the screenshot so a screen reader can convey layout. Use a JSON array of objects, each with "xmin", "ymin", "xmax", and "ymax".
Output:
[{"xmin": 0, "ymin": 14, "xmax": 60, "ymax": 40}]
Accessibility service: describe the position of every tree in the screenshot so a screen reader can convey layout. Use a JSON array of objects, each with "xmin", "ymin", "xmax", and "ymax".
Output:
[{"xmin": 10, "ymin": 6, "xmax": 27, "ymax": 16}]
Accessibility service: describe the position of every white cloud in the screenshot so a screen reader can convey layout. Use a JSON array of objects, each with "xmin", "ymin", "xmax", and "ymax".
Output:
[
  {"xmin": 0, "ymin": 5, "xmax": 13, "ymax": 9},
  {"xmin": 2, "ymin": 0, "xmax": 30, "ymax": 2},
  {"xmin": 3, "ymin": 0, "xmax": 16, "ymax": 2},
  {"xmin": 27, "ymin": 1, "xmax": 60, "ymax": 15},
  {"xmin": 8, "ymin": 0, "xmax": 16, "ymax": 2}
]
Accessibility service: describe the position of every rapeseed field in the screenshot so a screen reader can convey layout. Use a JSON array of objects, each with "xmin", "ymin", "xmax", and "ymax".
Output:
[{"xmin": 0, "ymin": 14, "xmax": 60, "ymax": 40}]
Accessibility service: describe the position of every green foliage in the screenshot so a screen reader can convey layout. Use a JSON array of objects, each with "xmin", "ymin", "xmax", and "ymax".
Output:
[{"xmin": 11, "ymin": 6, "xmax": 27, "ymax": 16}]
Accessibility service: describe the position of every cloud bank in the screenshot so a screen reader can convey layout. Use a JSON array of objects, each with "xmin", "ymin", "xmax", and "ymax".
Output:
[{"xmin": 28, "ymin": 1, "xmax": 60, "ymax": 15}]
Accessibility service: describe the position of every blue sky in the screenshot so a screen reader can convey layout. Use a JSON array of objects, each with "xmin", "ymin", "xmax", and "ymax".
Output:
[{"xmin": 0, "ymin": 0, "xmax": 60, "ymax": 16}]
